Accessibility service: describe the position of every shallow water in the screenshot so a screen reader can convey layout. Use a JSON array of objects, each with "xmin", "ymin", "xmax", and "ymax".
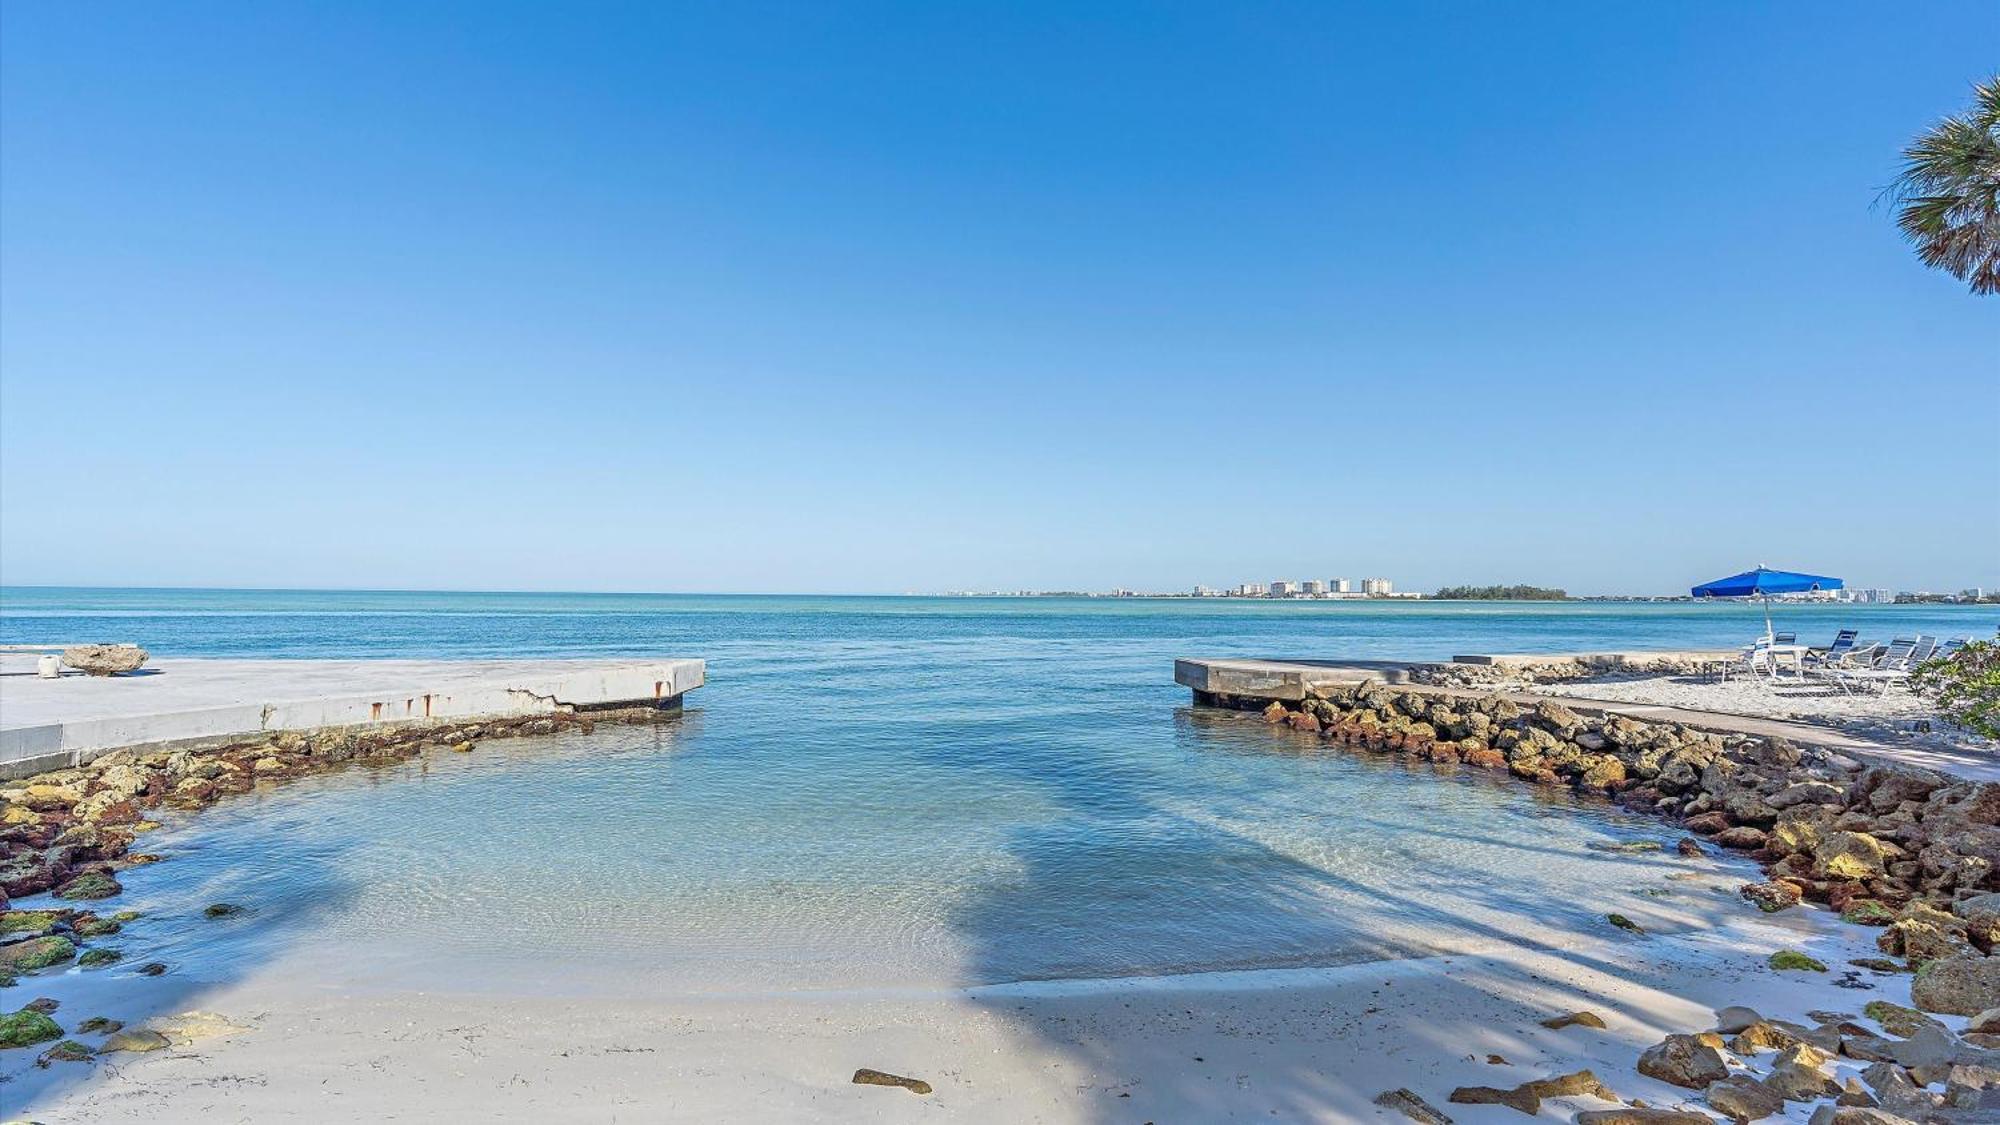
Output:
[{"xmin": 4, "ymin": 591, "xmax": 1993, "ymax": 995}]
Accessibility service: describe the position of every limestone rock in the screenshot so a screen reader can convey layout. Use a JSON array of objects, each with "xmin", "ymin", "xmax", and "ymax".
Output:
[
  {"xmin": 1912, "ymin": 952, "xmax": 2000, "ymax": 1015},
  {"xmin": 1715, "ymin": 1006, "xmax": 1765, "ymax": 1033},
  {"xmin": 1449, "ymin": 1082, "xmax": 1538, "ymax": 1115},
  {"xmin": 0, "ymin": 935, "xmax": 76, "ymax": 973},
  {"xmin": 1576, "ymin": 1104, "xmax": 1720, "ymax": 1112},
  {"xmin": 1862, "ymin": 1000, "xmax": 1944, "ymax": 1039},
  {"xmin": 1806, "ymin": 1108, "xmax": 1924, "ymax": 1125},
  {"xmin": 1637, "ymin": 1033, "xmax": 1729, "ymax": 1089},
  {"xmin": 1707, "ymin": 1074, "xmax": 1783, "ymax": 1120},
  {"xmin": 1716, "ymin": 826, "xmax": 1770, "ymax": 850},
  {"xmin": 60, "ymin": 644, "xmax": 147, "ymax": 676},
  {"xmin": 851, "ymin": 1068, "xmax": 931, "ymax": 1095},
  {"xmin": 1542, "ymin": 1010, "xmax": 1609, "ymax": 1030},
  {"xmin": 1741, "ymin": 882, "xmax": 1802, "ymax": 912},
  {"xmin": 1955, "ymin": 893, "xmax": 2000, "ymax": 951},
  {"xmin": 99, "ymin": 1028, "xmax": 170, "ymax": 1053},
  {"xmin": 1374, "ymin": 1088, "xmax": 1453, "ymax": 1124},
  {"xmin": 1814, "ymin": 832, "xmax": 1897, "ymax": 880},
  {"xmin": 0, "ymin": 1007, "xmax": 63, "ymax": 1049}
]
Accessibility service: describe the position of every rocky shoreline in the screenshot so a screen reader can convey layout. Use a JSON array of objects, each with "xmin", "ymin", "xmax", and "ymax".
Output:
[{"xmin": 1238, "ymin": 686, "xmax": 2000, "ymax": 1121}]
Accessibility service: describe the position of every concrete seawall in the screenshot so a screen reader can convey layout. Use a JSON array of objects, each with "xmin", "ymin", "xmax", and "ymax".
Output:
[{"xmin": 0, "ymin": 656, "xmax": 705, "ymax": 779}]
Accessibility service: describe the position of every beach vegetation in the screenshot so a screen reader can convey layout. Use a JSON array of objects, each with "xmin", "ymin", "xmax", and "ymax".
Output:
[
  {"xmin": 1912, "ymin": 636, "xmax": 2000, "ymax": 739},
  {"xmin": 1433, "ymin": 585, "xmax": 1567, "ymax": 600},
  {"xmin": 1888, "ymin": 76, "xmax": 2000, "ymax": 294}
]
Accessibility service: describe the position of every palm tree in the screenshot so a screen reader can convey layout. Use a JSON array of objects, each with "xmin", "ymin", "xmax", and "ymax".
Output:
[{"xmin": 1889, "ymin": 77, "xmax": 2000, "ymax": 295}]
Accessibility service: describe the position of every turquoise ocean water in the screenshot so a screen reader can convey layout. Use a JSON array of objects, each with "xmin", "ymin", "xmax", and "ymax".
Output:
[{"xmin": 2, "ymin": 589, "xmax": 1994, "ymax": 997}]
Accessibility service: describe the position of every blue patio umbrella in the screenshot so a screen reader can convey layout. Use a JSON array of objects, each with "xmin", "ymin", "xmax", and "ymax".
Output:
[{"xmin": 1692, "ymin": 566, "xmax": 1844, "ymax": 640}]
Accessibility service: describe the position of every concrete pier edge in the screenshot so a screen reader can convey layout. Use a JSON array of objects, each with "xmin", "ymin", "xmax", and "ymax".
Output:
[{"xmin": 0, "ymin": 658, "xmax": 705, "ymax": 780}]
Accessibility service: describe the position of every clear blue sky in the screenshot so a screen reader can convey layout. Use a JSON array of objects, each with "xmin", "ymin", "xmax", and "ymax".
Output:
[{"xmin": 2, "ymin": 3, "xmax": 1995, "ymax": 595}]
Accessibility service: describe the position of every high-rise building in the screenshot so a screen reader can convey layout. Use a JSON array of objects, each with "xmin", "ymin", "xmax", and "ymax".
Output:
[
  {"xmin": 1361, "ymin": 577, "xmax": 1393, "ymax": 596},
  {"xmin": 1270, "ymin": 580, "xmax": 1301, "ymax": 597},
  {"xmin": 1235, "ymin": 583, "xmax": 1267, "ymax": 597},
  {"xmin": 1331, "ymin": 578, "xmax": 1352, "ymax": 593},
  {"xmin": 1302, "ymin": 580, "xmax": 1328, "ymax": 595}
]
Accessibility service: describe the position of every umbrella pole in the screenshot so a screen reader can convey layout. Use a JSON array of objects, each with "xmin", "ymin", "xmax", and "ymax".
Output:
[{"xmin": 1763, "ymin": 596, "xmax": 1774, "ymax": 643}]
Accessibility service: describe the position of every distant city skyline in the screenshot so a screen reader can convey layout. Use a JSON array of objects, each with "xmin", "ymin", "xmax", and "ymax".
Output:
[{"xmin": 2, "ymin": 5, "xmax": 1995, "ymax": 594}]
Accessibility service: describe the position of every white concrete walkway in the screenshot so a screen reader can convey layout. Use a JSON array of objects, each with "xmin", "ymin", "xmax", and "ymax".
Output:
[{"xmin": 0, "ymin": 655, "xmax": 704, "ymax": 778}]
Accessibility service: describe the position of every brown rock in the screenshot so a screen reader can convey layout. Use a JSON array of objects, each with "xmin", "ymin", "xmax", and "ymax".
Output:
[
  {"xmin": 1740, "ymin": 881, "xmax": 1803, "ymax": 913},
  {"xmin": 1541, "ymin": 1010, "xmax": 1609, "ymax": 1030},
  {"xmin": 1706, "ymin": 1074, "xmax": 1783, "ymax": 1121},
  {"xmin": 1716, "ymin": 826, "xmax": 1770, "ymax": 850},
  {"xmin": 1637, "ymin": 1034, "xmax": 1729, "ymax": 1089},
  {"xmin": 1910, "ymin": 951, "xmax": 2000, "ymax": 1015},
  {"xmin": 1373, "ymin": 1087, "xmax": 1453, "ymax": 1124},
  {"xmin": 851, "ymin": 1068, "xmax": 932, "ymax": 1095}
]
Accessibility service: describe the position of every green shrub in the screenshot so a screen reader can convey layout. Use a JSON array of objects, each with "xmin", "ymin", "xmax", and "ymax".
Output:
[{"xmin": 1912, "ymin": 636, "xmax": 2000, "ymax": 739}]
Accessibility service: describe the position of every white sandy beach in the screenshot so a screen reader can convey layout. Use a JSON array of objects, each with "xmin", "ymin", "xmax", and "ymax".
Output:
[
  {"xmin": 1532, "ymin": 673, "xmax": 1998, "ymax": 759},
  {"xmin": 13, "ymin": 858, "xmax": 1945, "ymax": 1123}
]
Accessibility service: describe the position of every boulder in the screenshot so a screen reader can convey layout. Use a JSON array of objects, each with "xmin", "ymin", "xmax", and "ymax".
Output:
[
  {"xmin": 1541, "ymin": 1010, "xmax": 1609, "ymax": 1030},
  {"xmin": 1862, "ymin": 1000, "xmax": 1944, "ymax": 1039},
  {"xmin": 1769, "ymin": 781, "xmax": 1848, "ymax": 810},
  {"xmin": 1769, "ymin": 950, "xmax": 1828, "ymax": 972},
  {"xmin": 1372, "ymin": 1088, "xmax": 1453, "ymax": 1124},
  {"xmin": 0, "ymin": 935, "xmax": 76, "ymax": 973},
  {"xmin": 1764, "ymin": 1057, "xmax": 1838, "ymax": 1102},
  {"xmin": 1741, "ymin": 882, "xmax": 1803, "ymax": 912},
  {"xmin": 1814, "ymin": 832, "xmax": 1897, "ymax": 880},
  {"xmin": 99, "ymin": 1027, "xmax": 171, "ymax": 1053},
  {"xmin": 1806, "ymin": 1108, "xmax": 1926, "ymax": 1125},
  {"xmin": 1576, "ymin": 1104, "xmax": 1720, "ymax": 1112},
  {"xmin": 1878, "ymin": 902, "xmax": 1973, "ymax": 964},
  {"xmin": 60, "ymin": 645, "xmax": 147, "ymax": 676},
  {"xmin": 0, "ymin": 1008, "xmax": 63, "ymax": 1049},
  {"xmin": 1955, "ymin": 893, "xmax": 2000, "ymax": 951},
  {"xmin": 1637, "ymin": 1033, "xmax": 1729, "ymax": 1089},
  {"xmin": 1715, "ymin": 1006, "xmax": 1766, "ymax": 1033},
  {"xmin": 52, "ymin": 871, "xmax": 121, "ymax": 900},
  {"xmin": 1716, "ymin": 826, "xmax": 1770, "ymax": 850},
  {"xmin": 1706, "ymin": 1074, "xmax": 1784, "ymax": 1120}
]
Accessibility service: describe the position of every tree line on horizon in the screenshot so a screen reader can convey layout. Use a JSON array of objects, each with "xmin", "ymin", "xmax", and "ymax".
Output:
[{"xmin": 1431, "ymin": 585, "xmax": 1568, "ymax": 601}]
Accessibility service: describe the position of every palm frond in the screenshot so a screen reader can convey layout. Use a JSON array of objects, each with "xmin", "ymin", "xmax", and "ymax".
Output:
[{"xmin": 1889, "ymin": 76, "xmax": 2000, "ymax": 294}]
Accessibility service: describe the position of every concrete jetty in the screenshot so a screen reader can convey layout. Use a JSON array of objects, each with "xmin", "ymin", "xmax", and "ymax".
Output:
[{"xmin": 0, "ymin": 656, "xmax": 705, "ymax": 779}]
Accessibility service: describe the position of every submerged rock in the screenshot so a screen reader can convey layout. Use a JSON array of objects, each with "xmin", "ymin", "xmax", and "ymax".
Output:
[
  {"xmin": 35, "ymin": 1039, "xmax": 93, "ymax": 1066},
  {"xmin": 0, "ymin": 935, "xmax": 76, "ymax": 973},
  {"xmin": 0, "ymin": 1007, "xmax": 63, "ymax": 1048},
  {"xmin": 75, "ymin": 1016, "xmax": 123, "ymax": 1035},
  {"xmin": 77, "ymin": 947, "xmax": 122, "ymax": 968},
  {"xmin": 52, "ymin": 871, "xmax": 122, "ymax": 901}
]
